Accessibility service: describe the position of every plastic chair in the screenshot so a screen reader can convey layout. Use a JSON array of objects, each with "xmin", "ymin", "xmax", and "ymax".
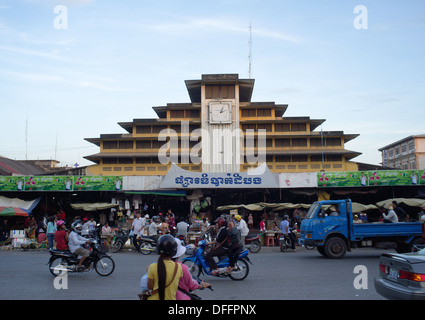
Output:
[{"xmin": 266, "ymin": 235, "xmax": 274, "ymax": 246}]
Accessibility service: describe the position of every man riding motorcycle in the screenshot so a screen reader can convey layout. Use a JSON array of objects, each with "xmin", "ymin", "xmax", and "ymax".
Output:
[
  {"xmin": 205, "ymin": 217, "xmax": 232, "ymax": 275},
  {"xmin": 69, "ymin": 220, "xmax": 91, "ymax": 271}
]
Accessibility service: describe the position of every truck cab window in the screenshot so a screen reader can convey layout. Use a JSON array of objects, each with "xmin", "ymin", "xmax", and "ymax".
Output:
[{"xmin": 326, "ymin": 205, "xmax": 340, "ymax": 217}]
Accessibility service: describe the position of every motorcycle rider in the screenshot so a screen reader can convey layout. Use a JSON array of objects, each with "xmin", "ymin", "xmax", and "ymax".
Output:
[
  {"xmin": 69, "ymin": 220, "xmax": 91, "ymax": 271},
  {"xmin": 205, "ymin": 217, "xmax": 230, "ymax": 275},
  {"xmin": 149, "ymin": 216, "xmax": 162, "ymax": 244},
  {"xmin": 132, "ymin": 212, "xmax": 145, "ymax": 250},
  {"xmin": 280, "ymin": 215, "xmax": 296, "ymax": 251},
  {"xmin": 226, "ymin": 220, "xmax": 241, "ymax": 273}
]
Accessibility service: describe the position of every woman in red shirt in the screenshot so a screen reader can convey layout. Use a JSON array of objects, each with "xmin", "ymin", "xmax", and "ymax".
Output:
[{"xmin": 54, "ymin": 220, "xmax": 69, "ymax": 251}]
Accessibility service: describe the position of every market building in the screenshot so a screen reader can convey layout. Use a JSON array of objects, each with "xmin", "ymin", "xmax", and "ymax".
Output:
[
  {"xmin": 84, "ymin": 74, "xmax": 361, "ymax": 176},
  {"xmin": 2, "ymin": 75, "xmax": 425, "ymax": 250}
]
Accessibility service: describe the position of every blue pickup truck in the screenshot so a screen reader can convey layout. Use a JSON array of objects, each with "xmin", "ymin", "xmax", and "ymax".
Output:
[{"xmin": 299, "ymin": 199, "xmax": 424, "ymax": 259}]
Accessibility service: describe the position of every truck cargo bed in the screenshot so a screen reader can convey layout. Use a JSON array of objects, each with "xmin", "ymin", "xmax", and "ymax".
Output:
[{"xmin": 352, "ymin": 222, "xmax": 422, "ymax": 238}]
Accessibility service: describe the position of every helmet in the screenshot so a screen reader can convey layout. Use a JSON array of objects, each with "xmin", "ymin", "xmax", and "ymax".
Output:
[
  {"xmin": 157, "ymin": 234, "xmax": 177, "ymax": 256},
  {"xmin": 235, "ymin": 215, "xmax": 241, "ymax": 222},
  {"xmin": 56, "ymin": 220, "xmax": 65, "ymax": 228},
  {"xmin": 71, "ymin": 219, "xmax": 83, "ymax": 233},
  {"xmin": 153, "ymin": 215, "xmax": 160, "ymax": 223},
  {"xmin": 215, "ymin": 217, "xmax": 226, "ymax": 227},
  {"xmin": 172, "ymin": 238, "xmax": 186, "ymax": 259},
  {"xmin": 283, "ymin": 215, "xmax": 289, "ymax": 220}
]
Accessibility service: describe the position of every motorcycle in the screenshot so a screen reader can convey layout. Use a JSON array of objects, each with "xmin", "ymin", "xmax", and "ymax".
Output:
[
  {"xmin": 279, "ymin": 228, "xmax": 297, "ymax": 252},
  {"xmin": 182, "ymin": 240, "xmax": 252, "ymax": 281},
  {"xmin": 244, "ymin": 234, "xmax": 261, "ymax": 253},
  {"xmin": 48, "ymin": 226, "xmax": 115, "ymax": 277},
  {"xmin": 138, "ymin": 236, "xmax": 158, "ymax": 255},
  {"xmin": 110, "ymin": 229, "xmax": 130, "ymax": 253}
]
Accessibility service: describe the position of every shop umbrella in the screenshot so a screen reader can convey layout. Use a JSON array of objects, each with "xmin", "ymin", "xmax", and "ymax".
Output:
[{"xmin": 0, "ymin": 206, "xmax": 29, "ymax": 217}]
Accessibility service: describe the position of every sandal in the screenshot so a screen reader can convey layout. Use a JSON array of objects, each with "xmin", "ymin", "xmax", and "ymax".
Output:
[{"xmin": 210, "ymin": 269, "xmax": 220, "ymax": 276}]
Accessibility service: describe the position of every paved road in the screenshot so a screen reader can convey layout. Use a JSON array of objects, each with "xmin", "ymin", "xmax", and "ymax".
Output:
[{"xmin": 0, "ymin": 246, "xmax": 386, "ymax": 300}]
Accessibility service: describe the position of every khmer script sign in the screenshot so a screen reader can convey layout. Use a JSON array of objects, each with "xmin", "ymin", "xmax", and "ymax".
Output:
[{"xmin": 160, "ymin": 163, "xmax": 279, "ymax": 189}]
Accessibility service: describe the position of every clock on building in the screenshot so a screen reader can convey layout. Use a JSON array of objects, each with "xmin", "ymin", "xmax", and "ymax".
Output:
[{"xmin": 208, "ymin": 101, "xmax": 232, "ymax": 124}]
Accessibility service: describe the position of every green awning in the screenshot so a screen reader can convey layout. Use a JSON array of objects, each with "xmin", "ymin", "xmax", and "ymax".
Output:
[{"xmin": 125, "ymin": 190, "xmax": 187, "ymax": 197}]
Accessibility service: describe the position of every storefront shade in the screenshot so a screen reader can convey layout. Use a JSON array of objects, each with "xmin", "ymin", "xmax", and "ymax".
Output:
[{"xmin": 0, "ymin": 206, "xmax": 28, "ymax": 217}]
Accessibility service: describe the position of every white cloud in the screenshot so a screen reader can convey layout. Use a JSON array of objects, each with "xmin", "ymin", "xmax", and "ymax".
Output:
[{"xmin": 145, "ymin": 17, "xmax": 303, "ymax": 43}]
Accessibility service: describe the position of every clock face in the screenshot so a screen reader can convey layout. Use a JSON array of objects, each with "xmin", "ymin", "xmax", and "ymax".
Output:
[{"xmin": 209, "ymin": 102, "xmax": 232, "ymax": 124}]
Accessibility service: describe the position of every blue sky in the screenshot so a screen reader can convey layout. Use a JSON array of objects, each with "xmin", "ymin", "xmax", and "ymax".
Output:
[{"xmin": 0, "ymin": 0, "xmax": 424, "ymax": 168}]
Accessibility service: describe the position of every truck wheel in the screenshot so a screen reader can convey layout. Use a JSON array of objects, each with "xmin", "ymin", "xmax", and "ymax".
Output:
[
  {"xmin": 317, "ymin": 246, "xmax": 327, "ymax": 257},
  {"xmin": 324, "ymin": 237, "xmax": 347, "ymax": 259},
  {"xmin": 395, "ymin": 242, "xmax": 410, "ymax": 253}
]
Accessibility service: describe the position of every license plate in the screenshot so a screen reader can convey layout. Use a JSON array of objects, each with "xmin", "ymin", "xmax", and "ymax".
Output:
[{"xmin": 389, "ymin": 267, "xmax": 399, "ymax": 279}]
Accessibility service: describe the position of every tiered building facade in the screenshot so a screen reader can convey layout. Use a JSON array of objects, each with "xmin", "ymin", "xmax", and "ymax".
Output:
[{"xmin": 85, "ymin": 74, "xmax": 360, "ymax": 175}]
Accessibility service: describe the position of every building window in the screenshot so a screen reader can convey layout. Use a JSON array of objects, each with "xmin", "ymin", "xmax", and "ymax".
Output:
[
  {"xmin": 310, "ymin": 155, "xmax": 322, "ymax": 162},
  {"xmin": 326, "ymin": 138, "xmax": 341, "ymax": 147},
  {"xmin": 257, "ymin": 108, "xmax": 271, "ymax": 117},
  {"xmin": 275, "ymin": 139, "xmax": 290, "ymax": 147},
  {"xmin": 292, "ymin": 155, "xmax": 308, "ymax": 162},
  {"xmin": 401, "ymin": 144, "xmax": 407, "ymax": 153},
  {"xmin": 103, "ymin": 158, "xmax": 118, "ymax": 164},
  {"xmin": 170, "ymin": 110, "xmax": 185, "ymax": 118},
  {"xmin": 292, "ymin": 138, "xmax": 307, "ymax": 147},
  {"xmin": 241, "ymin": 109, "xmax": 256, "ymax": 117},
  {"xmin": 187, "ymin": 109, "xmax": 200, "ymax": 118},
  {"xmin": 275, "ymin": 155, "xmax": 291, "ymax": 162},
  {"xmin": 265, "ymin": 139, "xmax": 273, "ymax": 147},
  {"xmin": 257, "ymin": 124, "xmax": 272, "ymax": 131},
  {"xmin": 241, "ymin": 124, "xmax": 256, "ymax": 132},
  {"xmin": 136, "ymin": 126, "xmax": 151, "ymax": 134},
  {"xmin": 103, "ymin": 141, "xmax": 118, "ymax": 149},
  {"xmin": 118, "ymin": 158, "xmax": 133, "ymax": 164},
  {"xmin": 152, "ymin": 125, "xmax": 167, "ymax": 134},
  {"xmin": 205, "ymin": 85, "xmax": 235, "ymax": 99},
  {"xmin": 291, "ymin": 123, "xmax": 306, "ymax": 132},
  {"xmin": 275, "ymin": 123, "xmax": 290, "ymax": 132},
  {"xmin": 118, "ymin": 141, "xmax": 133, "ymax": 149},
  {"xmin": 326, "ymin": 155, "xmax": 342, "ymax": 162},
  {"xmin": 136, "ymin": 141, "xmax": 151, "ymax": 149},
  {"xmin": 152, "ymin": 140, "xmax": 164, "ymax": 149},
  {"xmin": 310, "ymin": 138, "xmax": 322, "ymax": 147},
  {"xmin": 169, "ymin": 125, "xmax": 181, "ymax": 133}
]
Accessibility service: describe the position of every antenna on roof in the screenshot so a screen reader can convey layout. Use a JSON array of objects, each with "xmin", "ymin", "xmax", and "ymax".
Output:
[
  {"xmin": 55, "ymin": 133, "xmax": 58, "ymax": 161},
  {"xmin": 25, "ymin": 113, "xmax": 28, "ymax": 160},
  {"xmin": 248, "ymin": 22, "xmax": 253, "ymax": 79}
]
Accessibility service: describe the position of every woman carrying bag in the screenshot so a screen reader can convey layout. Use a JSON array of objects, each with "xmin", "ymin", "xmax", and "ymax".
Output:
[{"xmin": 146, "ymin": 234, "xmax": 183, "ymax": 300}]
